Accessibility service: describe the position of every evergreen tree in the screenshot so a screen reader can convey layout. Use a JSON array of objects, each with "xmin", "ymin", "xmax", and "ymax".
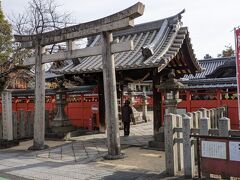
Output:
[
  {"xmin": 0, "ymin": 1, "xmax": 12, "ymax": 63},
  {"xmin": 221, "ymin": 45, "xmax": 234, "ymax": 57}
]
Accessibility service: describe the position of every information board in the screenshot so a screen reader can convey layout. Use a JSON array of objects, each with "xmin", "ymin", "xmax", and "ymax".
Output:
[
  {"xmin": 201, "ymin": 141, "xmax": 226, "ymax": 159},
  {"xmin": 229, "ymin": 141, "xmax": 240, "ymax": 161}
]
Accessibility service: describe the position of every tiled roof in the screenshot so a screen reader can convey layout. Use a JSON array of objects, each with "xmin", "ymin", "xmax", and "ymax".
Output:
[
  {"xmin": 45, "ymin": 71, "xmax": 63, "ymax": 80},
  {"xmin": 181, "ymin": 77, "xmax": 237, "ymax": 89},
  {"xmin": 184, "ymin": 56, "xmax": 235, "ymax": 79},
  {"xmin": 55, "ymin": 10, "xmax": 202, "ymax": 75},
  {"xmin": 11, "ymin": 85, "xmax": 96, "ymax": 96},
  {"xmin": 182, "ymin": 56, "xmax": 237, "ymax": 88}
]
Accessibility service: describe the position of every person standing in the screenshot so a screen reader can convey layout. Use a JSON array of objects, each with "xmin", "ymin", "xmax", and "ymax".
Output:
[{"xmin": 122, "ymin": 100, "xmax": 133, "ymax": 136}]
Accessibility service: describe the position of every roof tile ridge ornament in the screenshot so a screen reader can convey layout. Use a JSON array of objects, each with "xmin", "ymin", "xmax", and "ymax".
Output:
[
  {"xmin": 175, "ymin": 9, "xmax": 185, "ymax": 21},
  {"xmin": 141, "ymin": 9, "xmax": 185, "ymax": 60},
  {"xmin": 141, "ymin": 19, "xmax": 169, "ymax": 59},
  {"xmin": 155, "ymin": 21, "xmax": 182, "ymax": 64}
]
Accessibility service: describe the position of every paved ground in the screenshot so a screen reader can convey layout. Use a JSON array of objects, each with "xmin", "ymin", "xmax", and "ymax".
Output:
[{"xmin": 0, "ymin": 113, "xmax": 172, "ymax": 180}]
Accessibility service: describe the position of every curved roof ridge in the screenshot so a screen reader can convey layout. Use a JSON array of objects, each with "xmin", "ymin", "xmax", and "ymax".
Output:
[
  {"xmin": 113, "ymin": 9, "xmax": 185, "ymax": 37},
  {"xmin": 198, "ymin": 56, "xmax": 235, "ymax": 63},
  {"xmin": 181, "ymin": 26, "xmax": 202, "ymax": 73}
]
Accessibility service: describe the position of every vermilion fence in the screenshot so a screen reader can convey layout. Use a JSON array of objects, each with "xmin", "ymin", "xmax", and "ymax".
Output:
[
  {"xmin": 0, "ymin": 87, "xmax": 100, "ymax": 130},
  {"xmin": 0, "ymin": 88, "xmax": 238, "ymax": 130},
  {"xmin": 176, "ymin": 89, "xmax": 239, "ymax": 129},
  {"xmin": 1, "ymin": 94, "xmax": 100, "ymax": 129}
]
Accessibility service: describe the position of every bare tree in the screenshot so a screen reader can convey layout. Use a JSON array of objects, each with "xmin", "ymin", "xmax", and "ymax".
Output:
[
  {"xmin": 3, "ymin": 0, "xmax": 75, "ymax": 90},
  {"xmin": 11, "ymin": 0, "xmax": 73, "ymax": 58},
  {"xmin": 12, "ymin": 0, "xmax": 71, "ymax": 35}
]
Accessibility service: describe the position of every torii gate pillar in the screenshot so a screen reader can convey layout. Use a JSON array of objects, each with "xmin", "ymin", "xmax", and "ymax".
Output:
[
  {"xmin": 29, "ymin": 40, "xmax": 48, "ymax": 150},
  {"xmin": 102, "ymin": 32, "xmax": 121, "ymax": 158}
]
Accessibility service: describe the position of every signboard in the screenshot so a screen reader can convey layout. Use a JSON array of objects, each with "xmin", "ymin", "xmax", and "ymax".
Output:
[
  {"xmin": 201, "ymin": 140, "xmax": 226, "ymax": 159},
  {"xmin": 91, "ymin": 104, "xmax": 98, "ymax": 113},
  {"xmin": 235, "ymin": 28, "xmax": 240, "ymax": 127},
  {"xmin": 197, "ymin": 136, "xmax": 240, "ymax": 178},
  {"xmin": 229, "ymin": 141, "xmax": 240, "ymax": 161}
]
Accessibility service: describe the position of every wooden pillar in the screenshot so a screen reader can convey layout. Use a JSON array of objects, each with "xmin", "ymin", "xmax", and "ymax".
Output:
[
  {"xmin": 102, "ymin": 31, "xmax": 122, "ymax": 159},
  {"xmin": 152, "ymin": 72, "xmax": 162, "ymax": 134},
  {"xmin": 148, "ymin": 71, "xmax": 164, "ymax": 150},
  {"xmin": 186, "ymin": 90, "xmax": 191, "ymax": 112},
  {"xmin": 98, "ymin": 75, "xmax": 106, "ymax": 133},
  {"xmin": 29, "ymin": 41, "xmax": 47, "ymax": 150}
]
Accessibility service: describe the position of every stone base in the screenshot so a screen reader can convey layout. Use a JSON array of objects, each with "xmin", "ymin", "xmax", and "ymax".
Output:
[
  {"xmin": 0, "ymin": 139, "xmax": 19, "ymax": 149},
  {"xmin": 104, "ymin": 153, "xmax": 126, "ymax": 160},
  {"xmin": 148, "ymin": 140, "xmax": 165, "ymax": 151},
  {"xmin": 51, "ymin": 125, "xmax": 75, "ymax": 139},
  {"xmin": 28, "ymin": 144, "xmax": 49, "ymax": 150},
  {"xmin": 52, "ymin": 119, "xmax": 71, "ymax": 127},
  {"xmin": 148, "ymin": 129, "xmax": 165, "ymax": 151}
]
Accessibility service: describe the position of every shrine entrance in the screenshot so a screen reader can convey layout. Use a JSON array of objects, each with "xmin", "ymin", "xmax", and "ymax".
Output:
[
  {"xmin": 15, "ymin": 2, "xmax": 145, "ymax": 159},
  {"xmin": 14, "ymin": 4, "xmax": 202, "ymax": 158}
]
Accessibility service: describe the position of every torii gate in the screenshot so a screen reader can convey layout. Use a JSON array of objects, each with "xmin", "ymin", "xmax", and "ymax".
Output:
[{"xmin": 14, "ymin": 2, "xmax": 145, "ymax": 158}]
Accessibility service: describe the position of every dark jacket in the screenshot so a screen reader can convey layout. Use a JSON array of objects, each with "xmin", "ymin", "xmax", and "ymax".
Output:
[{"xmin": 122, "ymin": 105, "xmax": 133, "ymax": 122}]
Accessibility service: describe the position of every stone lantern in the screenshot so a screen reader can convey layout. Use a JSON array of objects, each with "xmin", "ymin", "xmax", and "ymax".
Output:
[
  {"xmin": 52, "ymin": 80, "xmax": 73, "ymax": 138},
  {"xmin": 150, "ymin": 70, "xmax": 185, "ymax": 150},
  {"xmin": 142, "ymin": 91, "xmax": 148, "ymax": 122},
  {"xmin": 159, "ymin": 70, "xmax": 185, "ymax": 114}
]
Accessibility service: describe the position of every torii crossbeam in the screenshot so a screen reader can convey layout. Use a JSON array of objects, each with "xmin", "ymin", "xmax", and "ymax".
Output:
[{"xmin": 14, "ymin": 2, "xmax": 144, "ymax": 158}]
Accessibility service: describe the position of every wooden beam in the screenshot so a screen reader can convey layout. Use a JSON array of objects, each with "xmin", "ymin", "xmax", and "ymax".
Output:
[
  {"xmin": 14, "ymin": 2, "xmax": 145, "ymax": 48},
  {"xmin": 23, "ymin": 40, "xmax": 134, "ymax": 66}
]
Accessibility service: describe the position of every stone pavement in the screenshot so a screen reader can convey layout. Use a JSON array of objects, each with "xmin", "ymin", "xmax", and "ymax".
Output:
[{"xmin": 0, "ymin": 114, "xmax": 170, "ymax": 180}]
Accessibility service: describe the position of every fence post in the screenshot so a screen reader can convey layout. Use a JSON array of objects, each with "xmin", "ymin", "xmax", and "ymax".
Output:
[
  {"xmin": 30, "ymin": 111, "xmax": 34, "ymax": 137},
  {"xmin": 2, "ymin": 90, "xmax": 13, "ymax": 141},
  {"xmin": 215, "ymin": 108, "xmax": 221, "ymax": 128},
  {"xmin": 186, "ymin": 112, "xmax": 192, "ymax": 118},
  {"xmin": 19, "ymin": 110, "xmax": 25, "ymax": 139},
  {"xmin": 200, "ymin": 117, "xmax": 210, "ymax": 135},
  {"xmin": 219, "ymin": 117, "xmax": 230, "ymax": 137},
  {"xmin": 0, "ymin": 113, "xmax": 2, "ymax": 139},
  {"xmin": 12, "ymin": 112, "xmax": 18, "ymax": 139},
  {"xmin": 192, "ymin": 112, "xmax": 198, "ymax": 129},
  {"xmin": 196, "ymin": 111, "xmax": 203, "ymax": 122},
  {"xmin": 45, "ymin": 110, "xmax": 50, "ymax": 133},
  {"xmin": 199, "ymin": 108, "xmax": 207, "ymax": 118},
  {"xmin": 182, "ymin": 115, "xmax": 195, "ymax": 178},
  {"xmin": 164, "ymin": 113, "xmax": 178, "ymax": 176},
  {"xmin": 222, "ymin": 106, "xmax": 228, "ymax": 117},
  {"xmin": 220, "ymin": 107, "xmax": 225, "ymax": 119},
  {"xmin": 176, "ymin": 114, "xmax": 183, "ymax": 171},
  {"xmin": 210, "ymin": 109, "xmax": 215, "ymax": 128},
  {"xmin": 206, "ymin": 109, "xmax": 210, "ymax": 118}
]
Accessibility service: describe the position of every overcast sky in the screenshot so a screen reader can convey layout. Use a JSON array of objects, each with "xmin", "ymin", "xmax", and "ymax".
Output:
[{"xmin": 2, "ymin": 0, "xmax": 240, "ymax": 59}]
